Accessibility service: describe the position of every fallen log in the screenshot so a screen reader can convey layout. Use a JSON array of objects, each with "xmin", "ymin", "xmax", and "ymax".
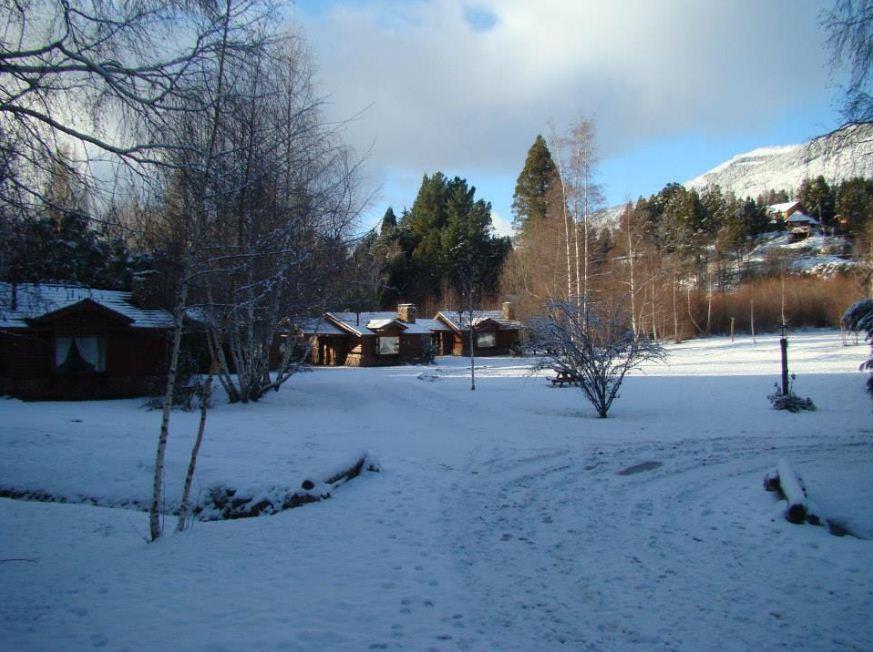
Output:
[
  {"xmin": 301, "ymin": 453, "xmax": 381, "ymax": 491},
  {"xmin": 775, "ymin": 458, "xmax": 808, "ymax": 524},
  {"xmin": 200, "ymin": 452, "xmax": 381, "ymax": 521}
]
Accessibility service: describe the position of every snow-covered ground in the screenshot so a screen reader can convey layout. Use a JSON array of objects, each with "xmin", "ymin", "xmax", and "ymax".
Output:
[
  {"xmin": 745, "ymin": 232, "xmax": 856, "ymax": 275},
  {"xmin": 1, "ymin": 331, "xmax": 871, "ymax": 651}
]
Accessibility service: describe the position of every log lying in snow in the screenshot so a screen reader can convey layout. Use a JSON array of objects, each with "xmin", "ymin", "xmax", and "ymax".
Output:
[
  {"xmin": 200, "ymin": 452, "xmax": 381, "ymax": 521},
  {"xmin": 300, "ymin": 454, "xmax": 381, "ymax": 492},
  {"xmin": 763, "ymin": 458, "xmax": 808, "ymax": 524}
]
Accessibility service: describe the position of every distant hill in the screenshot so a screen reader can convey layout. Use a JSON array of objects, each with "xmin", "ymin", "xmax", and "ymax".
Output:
[
  {"xmin": 595, "ymin": 123, "xmax": 873, "ymax": 228},
  {"xmin": 684, "ymin": 123, "xmax": 873, "ymax": 198}
]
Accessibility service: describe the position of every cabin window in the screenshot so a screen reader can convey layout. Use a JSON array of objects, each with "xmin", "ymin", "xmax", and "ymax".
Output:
[
  {"xmin": 55, "ymin": 336, "xmax": 106, "ymax": 374},
  {"xmin": 377, "ymin": 336, "xmax": 399, "ymax": 355},
  {"xmin": 477, "ymin": 332, "xmax": 496, "ymax": 348}
]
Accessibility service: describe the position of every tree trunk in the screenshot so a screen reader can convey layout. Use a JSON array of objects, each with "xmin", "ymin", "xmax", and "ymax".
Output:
[
  {"xmin": 625, "ymin": 205, "xmax": 637, "ymax": 337},
  {"xmin": 149, "ymin": 0, "xmax": 233, "ymax": 541},
  {"xmin": 150, "ymin": 278, "xmax": 189, "ymax": 541},
  {"xmin": 672, "ymin": 265, "xmax": 680, "ymax": 343},
  {"xmin": 176, "ymin": 370, "xmax": 213, "ymax": 532}
]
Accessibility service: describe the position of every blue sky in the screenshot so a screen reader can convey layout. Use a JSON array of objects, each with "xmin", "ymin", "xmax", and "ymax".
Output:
[{"xmin": 292, "ymin": 0, "xmax": 844, "ymax": 236}]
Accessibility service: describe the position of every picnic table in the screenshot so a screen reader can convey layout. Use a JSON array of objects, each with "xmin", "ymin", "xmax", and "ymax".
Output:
[{"xmin": 548, "ymin": 369, "xmax": 580, "ymax": 387}]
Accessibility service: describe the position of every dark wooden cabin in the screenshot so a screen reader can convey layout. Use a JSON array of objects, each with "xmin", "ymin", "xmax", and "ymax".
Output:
[
  {"xmin": 0, "ymin": 283, "xmax": 174, "ymax": 400},
  {"xmin": 309, "ymin": 304, "xmax": 444, "ymax": 367},
  {"xmin": 435, "ymin": 302, "xmax": 525, "ymax": 357}
]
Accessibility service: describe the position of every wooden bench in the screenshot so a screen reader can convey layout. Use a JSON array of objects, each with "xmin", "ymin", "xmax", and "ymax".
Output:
[{"xmin": 548, "ymin": 369, "xmax": 580, "ymax": 387}]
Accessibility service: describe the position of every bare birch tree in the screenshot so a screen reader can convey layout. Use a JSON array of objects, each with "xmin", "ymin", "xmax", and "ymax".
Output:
[
  {"xmin": 0, "ymin": 0, "xmax": 256, "ymax": 279},
  {"xmin": 147, "ymin": 0, "xmax": 279, "ymax": 541},
  {"xmin": 549, "ymin": 119, "xmax": 603, "ymax": 315}
]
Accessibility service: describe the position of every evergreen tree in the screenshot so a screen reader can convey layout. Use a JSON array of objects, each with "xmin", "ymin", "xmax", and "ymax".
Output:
[
  {"xmin": 512, "ymin": 135, "xmax": 558, "ymax": 233},
  {"xmin": 835, "ymin": 177, "xmax": 873, "ymax": 235},
  {"xmin": 799, "ymin": 176, "xmax": 836, "ymax": 226},
  {"xmin": 387, "ymin": 173, "xmax": 511, "ymax": 307},
  {"xmin": 380, "ymin": 206, "xmax": 397, "ymax": 235}
]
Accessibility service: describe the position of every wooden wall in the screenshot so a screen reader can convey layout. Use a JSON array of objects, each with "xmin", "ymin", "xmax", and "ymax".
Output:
[{"xmin": 0, "ymin": 305, "xmax": 170, "ymax": 399}]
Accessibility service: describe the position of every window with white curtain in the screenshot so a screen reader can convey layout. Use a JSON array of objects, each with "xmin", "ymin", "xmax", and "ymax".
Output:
[
  {"xmin": 55, "ymin": 336, "xmax": 106, "ymax": 373},
  {"xmin": 377, "ymin": 336, "xmax": 399, "ymax": 355},
  {"xmin": 476, "ymin": 332, "xmax": 496, "ymax": 348}
]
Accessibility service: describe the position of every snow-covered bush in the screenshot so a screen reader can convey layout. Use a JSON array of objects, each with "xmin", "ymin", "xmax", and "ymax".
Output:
[
  {"xmin": 768, "ymin": 380, "xmax": 816, "ymax": 412},
  {"xmin": 842, "ymin": 298, "xmax": 873, "ymax": 397}
]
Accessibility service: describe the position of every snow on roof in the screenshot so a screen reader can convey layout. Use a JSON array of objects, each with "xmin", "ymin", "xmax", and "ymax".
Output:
[
  {"xmin": 787, "ymin": 211, "xmax": 820, "ymax": 225},
  {"xmin": 437, "ymin": 310, "xmax": 525, "ymax": 332},
  {"xmin": 416, "ymin": 318, "xmax": 451, "ymax": 332},
  {"xmin": 296, "ymin": 318, "xmax": 345, "ymax": 336},
  {"xmin": 326, "ymin": 312, "xmax": 435, "ymax": 336},
  {"xmin": 366, "ymin": 318, "xmax": 396, "ymax": 330},
  {"xmin": 0, "ymin": 283, "xmax": 175, "ymax": 329},
  {"xmin": 767, "ymin": 200, "xmax": 801, "ymax": 214}
]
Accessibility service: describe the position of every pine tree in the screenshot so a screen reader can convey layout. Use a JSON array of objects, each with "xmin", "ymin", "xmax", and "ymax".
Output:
[
  {"xmin": 799, "ymin": 176, "xmax": 836, "ymax": 226},
  {"xmin": 380, "ymin": 206, "xmax": 397, "ymax": 235},
  {"xmin": 836, "ymin": 177, "xmax": 873, "ymax": 235},
  {"xmin": 512, "ymin": 135, "xmax": 558, "ymax": 233}
]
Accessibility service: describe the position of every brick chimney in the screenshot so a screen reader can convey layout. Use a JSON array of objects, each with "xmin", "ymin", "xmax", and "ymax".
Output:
[
  {"xmin": 397, "ymin": 303, "xmax": 417, "ymax": 324},
  {"xmin": 501, "ymin": 301, "xmax": 515, "ymax": 321}
]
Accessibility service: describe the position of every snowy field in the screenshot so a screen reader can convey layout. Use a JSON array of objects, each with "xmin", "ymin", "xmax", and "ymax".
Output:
[{"xmin": 1, "ymin": 330, "xmax": 872, "ymax": 651}]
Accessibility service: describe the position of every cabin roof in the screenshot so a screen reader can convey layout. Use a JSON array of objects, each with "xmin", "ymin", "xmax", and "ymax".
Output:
[
  {"xmin": 326, "ymin": 311, "xmax": 434, "ymax": 336},
  {"xmin": 296, "ymin": 317, "xmax": 346, "ymax": 336},
  {"xmin": 787, "ymin": 211, "xmax": 820, "ymax": 225},
  {"xmin": 767, "ymin": 200, "xmax": 801, "ymax": 214},
  {"xmin": 436, "ymin": 310, "xmax": 525, "ymax": 332},
  {"xmin": 0, "ymin": 283, "xmax": 175, "ymax": 329}
]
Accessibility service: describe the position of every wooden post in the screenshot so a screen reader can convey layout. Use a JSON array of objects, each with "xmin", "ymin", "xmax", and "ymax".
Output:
[
  {"xmin": 750, "ymin": 299, "xmax": 756, "ymax": 343},
  {"xmin": 730, "ymin": 317, "xmax": 735, "ymax": 342},
  {"xmin": 779, "ymin": 322, "xmax": 789, "ymax": 395}
]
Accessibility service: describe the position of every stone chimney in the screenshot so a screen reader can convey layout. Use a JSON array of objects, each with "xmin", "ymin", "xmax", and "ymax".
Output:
[
  {"xmin": 397, "ymin": 303, "xmax": 417, "ymax": 324},
  {"xmin": 501, "ymin": 301, "xmax": 516, "ymax": 321},
  {"xmin": 131, "ymin": 271, "xmax": 163, "ymax": 309}
]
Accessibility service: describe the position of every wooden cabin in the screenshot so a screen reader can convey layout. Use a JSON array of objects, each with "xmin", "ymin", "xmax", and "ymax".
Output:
[
  {"xmin": 0, "ymin": 283, "xmax": 174, "ymax": 400},
  {"xmin": 767, "ymin": 200, "xmax": 803, "ymax": 224},
  {"xmin": 309, "ymin": 304, "xmax": 445, "ymax": 367},
  {"xmin": 435, "ymin": 302, "xmax": 525, "ymax": 357},
  {"xmin": 785, "ymin": 211, "xmax": 821, "ymax": 238}
]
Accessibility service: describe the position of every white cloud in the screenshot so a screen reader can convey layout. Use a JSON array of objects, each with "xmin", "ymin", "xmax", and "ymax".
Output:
[
  {"xmin": 490, "ymin": 208, "xmax": 513, "ymax": 237},
  {"xmin": 297, "ymin": 0, "xmax": 835, "ymax": 225},
  {"xmin": 304, "ymin": 0, "xmax": 830, "ymax": 159}
]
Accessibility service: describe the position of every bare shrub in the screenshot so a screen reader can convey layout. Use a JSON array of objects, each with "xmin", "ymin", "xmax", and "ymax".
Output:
[{"xmin": 535, "ymin": 300, "xmax": 665, "ymax": 418}]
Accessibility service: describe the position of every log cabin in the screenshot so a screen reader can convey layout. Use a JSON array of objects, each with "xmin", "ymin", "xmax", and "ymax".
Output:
[
  {"xmin": 0, "ymin": 282, "xmax": 174, "ymax": 400},
  {"xmin": 434, "ymin": 302, "xmax": 525, "ymax": 356},
  {"xmin": 309, "ymin": 304, "xmax": 451, "ymax": 367}
]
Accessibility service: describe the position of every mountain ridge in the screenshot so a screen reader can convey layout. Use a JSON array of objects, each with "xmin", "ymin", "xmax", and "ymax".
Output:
[{"xmin": 683, "ymin": 123, "xmax": 873, "ymax": 199}]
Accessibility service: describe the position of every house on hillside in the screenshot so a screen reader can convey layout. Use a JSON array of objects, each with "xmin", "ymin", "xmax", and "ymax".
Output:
[
  {"xmin": 434, "ymin": 302, "xmax": 525, "ymax": 356},
  {"xmin": 767, "ymin": 200, "xmax": 803, "ymax": 223},
  {"xmin": 309, "ymin": 304, "xmax": 448, "ymax": 367},
  {"xmin": 0, "ymin": 282, "xmax": 174, "ymax": 400},
  {"xmin": 785, "ymin": 211, "xmax": 821, "ymax": 238}
]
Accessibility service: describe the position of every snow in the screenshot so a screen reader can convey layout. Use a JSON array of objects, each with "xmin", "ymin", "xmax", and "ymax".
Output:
[
  {"xmin": 435, "ymin": 310, "xmax": 524, "ymax": 331},
  {"xmin": 685, "ymin": 123, "xmax": 873, "ymax": 200},
  {"xmin": 0, "ymin": 282, "xmax": 175, "ymax": 329},
  {"xmin": 746, "ymin": 232, "xmax": 857, "ymax": 275},
  {"xmin": 326, "ymin": 312, "xmax": 435, "ymax": 335},
  {"xmin": 1, "ymin": 331, "xmax": 872, "ymax": 651},
  {"xmin": 767, "ymin": 200, "xmax": 801, "ymax": 214}
]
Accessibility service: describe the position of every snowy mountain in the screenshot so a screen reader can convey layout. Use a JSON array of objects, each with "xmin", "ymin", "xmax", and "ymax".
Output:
[
  {"xmin": 595, "ymin": 123, "xmax": 873, "ymax": 229},
  {"xmin": 685, "ymin": 123, "xmax": 873, "ymax": 198}
]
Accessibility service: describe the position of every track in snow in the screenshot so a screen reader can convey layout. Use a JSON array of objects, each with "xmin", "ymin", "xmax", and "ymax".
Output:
[{"xmin": 447, "ymin": 436, "xmax": 873, "ymax": 651}]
